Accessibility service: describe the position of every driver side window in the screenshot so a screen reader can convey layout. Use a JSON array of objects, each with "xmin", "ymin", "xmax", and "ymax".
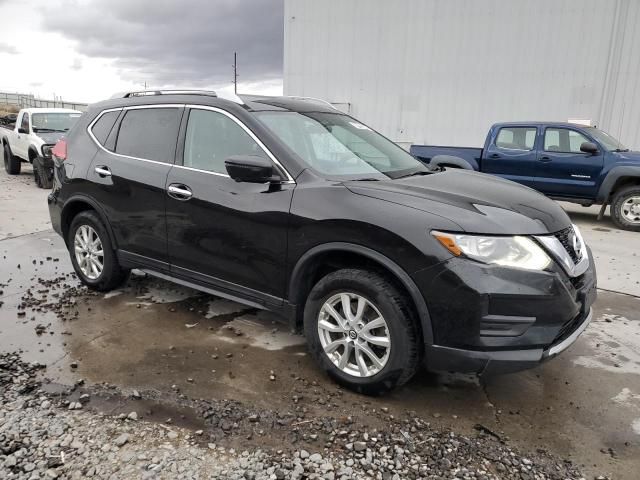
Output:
[
  {"xmin": 183, "ymin": 109, "xmax": 266, "ymax": 175},
  {"xmin": 21, "ymin": 113, "xmax": 29, "ymax": 132}
]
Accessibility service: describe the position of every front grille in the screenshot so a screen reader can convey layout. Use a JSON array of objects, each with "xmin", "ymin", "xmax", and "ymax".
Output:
[{"xmin": 554, "ymin": 226, "xmax": 582, "ymax": 264}]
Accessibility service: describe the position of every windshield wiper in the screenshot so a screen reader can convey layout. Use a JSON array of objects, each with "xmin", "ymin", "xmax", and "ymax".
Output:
[
  {"xmin": 351, "ymin": 177, "xmax": 381, "ymax": 181},
  {"xmin": 396, "ymin": 170, "xmax": 432, "ymax": 179},
  {"xmin": 614, "ymin": 148, "xmax": 630, "ymax": 152},
  {"xmin": 33, "ymin": 127, "xmax": 56, "ymax": 132}
]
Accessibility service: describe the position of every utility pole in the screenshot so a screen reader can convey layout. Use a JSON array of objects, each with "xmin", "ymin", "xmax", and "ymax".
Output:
[{"xmin": 233, "ymin": 52, "xmax": 238, "ymax": 94}]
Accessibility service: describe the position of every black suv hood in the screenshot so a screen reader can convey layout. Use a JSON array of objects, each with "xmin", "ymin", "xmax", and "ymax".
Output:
[{"xmin": 345, "ymin": 169, "xmax": 571, "ymax": 235}]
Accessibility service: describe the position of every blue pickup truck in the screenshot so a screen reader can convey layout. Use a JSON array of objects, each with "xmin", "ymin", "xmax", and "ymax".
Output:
[{"xmin": 411, "ymin": 122, "xmax": 640, "ymax": 231}]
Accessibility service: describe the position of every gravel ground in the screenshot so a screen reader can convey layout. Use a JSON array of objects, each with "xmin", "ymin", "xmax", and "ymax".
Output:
[{"xmin": 0, "ymin": 349, "xmax": 591, "ymax": 480}]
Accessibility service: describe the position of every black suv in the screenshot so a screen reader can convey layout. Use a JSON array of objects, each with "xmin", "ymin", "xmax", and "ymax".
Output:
[{"xmin": 48, "ymin": 91, "xmax": 597, "ymax": 394}]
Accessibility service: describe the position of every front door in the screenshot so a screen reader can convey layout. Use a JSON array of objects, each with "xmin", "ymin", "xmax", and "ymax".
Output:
[
  {"xmin": 165, "ymin": 106, "xmax": 294, "ymax": 306},
  {"xmin": 483, "ymin": 125, "xmax": 539, "ymax": 187},
  {"xmin": 87, "ymin": 106, "xmax": 183, "ymax": 268},
  {"xmin": 534, "ymin": 127, "xmax": 604, "ymax": 198},
  {"xmin": 15, "ymin": 112, "xmax": 31, "ymax": 159}
]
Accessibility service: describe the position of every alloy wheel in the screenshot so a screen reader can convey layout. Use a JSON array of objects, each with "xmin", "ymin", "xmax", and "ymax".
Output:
[
  {"xmin": 74, "ymin": 225, "xmax": 104, "ymax": 280},
  {"xmin": 317, "ymin": 292, "xmax": 391, "ymax": 377},
  {"xmin": 621, "ymin": 196, "xmax": 640, "ymax": 224}
]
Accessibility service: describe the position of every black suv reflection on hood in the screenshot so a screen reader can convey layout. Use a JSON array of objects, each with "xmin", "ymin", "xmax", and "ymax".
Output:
[{"xmin": 345, "ymin": 169, "xmax": 570, "ymax": 235}]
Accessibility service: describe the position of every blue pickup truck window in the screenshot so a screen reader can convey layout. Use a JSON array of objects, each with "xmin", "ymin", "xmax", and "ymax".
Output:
[
  {"xmin": 544, "ymin": 128, "xmax": 589, "ymax": 153},
  {"xmin": 496, "ymin": 127, "xmax": 536, "ymax": 150}
]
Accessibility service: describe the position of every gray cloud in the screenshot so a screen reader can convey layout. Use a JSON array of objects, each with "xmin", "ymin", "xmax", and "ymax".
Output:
[
  {"xmin": 42, "ymin": 0, "xmax": 283, "ymax": 87},
  {"xmin": 0, "ymin": 42, "xmax": 19, "ymax": 54},
  {"xmin": 70, "ymin": 58, "xmax": 83, "ymax": 70}
]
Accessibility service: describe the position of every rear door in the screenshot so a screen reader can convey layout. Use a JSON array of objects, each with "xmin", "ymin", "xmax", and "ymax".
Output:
[
  {"xmin": 165, "ymin": 106, "xmax": 294, "ymax": 306},
  {"xmin": 482, "ymin": 126, "xmax": 539, "ymax": 187},
  {"xmin": 87, "ymin": 105, "xmax": 183, "ymax": 269},
  {"xmin": 534, "ymin": 127, "xmax": 604, "ymax": 198}
]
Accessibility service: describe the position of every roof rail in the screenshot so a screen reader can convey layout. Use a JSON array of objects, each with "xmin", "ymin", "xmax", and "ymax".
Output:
[
  {"xmin": 111, "ymin": 89, "xmax": 245, "ymax": 105},
  {"xmin": 121, "ymin": 89, "xmax": 218, "ymax": 98}
]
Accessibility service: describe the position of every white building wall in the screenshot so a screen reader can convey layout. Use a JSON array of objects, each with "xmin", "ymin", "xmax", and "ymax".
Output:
[{"xmin": 284, "ymin": 0, "xmax": 640, "ymax": 149}]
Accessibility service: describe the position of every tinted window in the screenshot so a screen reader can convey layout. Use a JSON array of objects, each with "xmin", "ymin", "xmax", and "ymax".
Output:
[
  {"xmin": 544, "ymin": 128, "xmax": 589, "ymax": 153},
  {"xmin": 91, "ymin": 111, "xmax": 120, "ymax": 146},
  {"xmin": 115, "ymin": 108, "xmax": 180, "ymax": 163},
  {"xmin": 495, "ymin": 127, "xmax": 536, "ymax": 150},
  {"xmin": 183, "ymin": 109, "xmax": 266, "ymax": 174}
]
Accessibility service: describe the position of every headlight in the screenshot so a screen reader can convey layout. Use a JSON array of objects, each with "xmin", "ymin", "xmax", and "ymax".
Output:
[
  {"xmin": 41, "ymin": 145, "xmax": 53, "ymax": 157},
  {"xmin": 432, "ymin": 231, "xmax": 551, "ymax": 270}
]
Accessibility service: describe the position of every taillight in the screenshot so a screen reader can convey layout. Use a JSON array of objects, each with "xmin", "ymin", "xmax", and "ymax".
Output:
[{"xmin": 52, "ymin": 139, "xmax": 67, "ymax": 160}]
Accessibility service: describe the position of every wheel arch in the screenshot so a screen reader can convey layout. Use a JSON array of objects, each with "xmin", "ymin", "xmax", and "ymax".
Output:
[
  {"xmin": 61, "ymin": 195, "xmax": 118, "ymax": 248},
  {"xmin": 288, "ymin": 242, "xmax": 434, "ymax": 345},
  {"xmin": 28, "ymin": 145, "xmax": 39, "ymax": 162},
  {"xmin": 597, "ymin": 166, "xmax": 640, "ymax": 203},
  {"xmin": 429, "ymin": 155, "xmax": 473, "ymax": 171}
]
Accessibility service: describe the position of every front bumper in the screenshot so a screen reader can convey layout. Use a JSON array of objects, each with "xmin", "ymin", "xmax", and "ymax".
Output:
[
  {"xmin": 425, "ymin": 307, "xmax": 592, "ymax": 375},
  {"xmin": 414, "ymin": 247, "xmax": 597, "ymax": 375}
]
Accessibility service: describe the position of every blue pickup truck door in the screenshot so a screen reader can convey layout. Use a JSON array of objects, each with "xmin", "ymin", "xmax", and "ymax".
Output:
[
  {"xmin": 534, "ymin": 127, "xmax": 604, "ymax": 198},
  {"xmin": 483, "ymin": 126, "xmax": 538, "ymax": 187}
]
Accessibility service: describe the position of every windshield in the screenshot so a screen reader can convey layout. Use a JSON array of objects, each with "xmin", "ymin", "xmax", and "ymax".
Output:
[
  {"xmin": 255, "ymin": 111, "xmax": 426, "ymax": 179},
  {"xmin": 31, "ymin": 112, "xmax": 82, "ymax": 132},
  {"xmin": 584, "ymin": 127, "xmax": 628, "ymax": 151}
]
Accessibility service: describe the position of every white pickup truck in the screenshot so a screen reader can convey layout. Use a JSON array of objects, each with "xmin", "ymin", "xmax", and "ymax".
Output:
[{"xmin": 1, "ymin": 108, "xmax": 82, "ymax": 188}]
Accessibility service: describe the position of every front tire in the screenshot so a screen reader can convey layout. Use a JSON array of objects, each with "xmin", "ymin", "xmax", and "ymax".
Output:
[
  {"xmin": 303, "ymin": 269, "xmax": 421, "ymax": 395},
  {"xmin": 3, "ymin": 144, "xmax": 21, "ymax": 175},
  {"xmin": 611, "ymin": 186, "xmax": 640, "ymax": 232},
  {"xmin": 68, "ymin": 211, "xmax": 129, "ymax": 291}
]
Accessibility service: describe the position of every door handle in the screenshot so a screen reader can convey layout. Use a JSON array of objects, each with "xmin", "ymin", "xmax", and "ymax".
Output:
[
  {"xmin": 167, "ymin": 184, "xmax": 193, "ymax": 200},
  {"xmin": 95, "ymin": 166, "xmax": 112, "ymax": 177},
  {"xmin": 489, "ymin": 153, "xmax": 500, "ymax": 159},
  {"xmin": 538, "ymin": 156, "xmax": 552, "ymax": 163}
]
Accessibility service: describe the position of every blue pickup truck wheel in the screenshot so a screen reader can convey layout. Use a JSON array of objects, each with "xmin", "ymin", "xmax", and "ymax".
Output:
[{"xmin": 611, "ymin": 186, "xmax": 640, "ymax": 231}]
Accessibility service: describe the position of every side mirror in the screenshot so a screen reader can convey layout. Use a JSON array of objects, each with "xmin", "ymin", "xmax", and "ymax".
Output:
[
  {"xmin": 18, "ymin": 127, "xmax": 28, "ymax": 134},
  {"xmin": 580, "ymin": 142, "xmax": 598, "ymax": 154},
  {"xmin": 225, "ymin": 155, "xmax": 278, "ymax": 183}
]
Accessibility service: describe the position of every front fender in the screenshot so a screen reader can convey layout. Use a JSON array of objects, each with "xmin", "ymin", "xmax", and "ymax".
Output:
[
  {"xmin": 597, "ymin": 165, "xmax": 640, "ymax": 202},
  {"xmin": 288, "ymin": 242, "xmax": 435, "ymax": 345}
]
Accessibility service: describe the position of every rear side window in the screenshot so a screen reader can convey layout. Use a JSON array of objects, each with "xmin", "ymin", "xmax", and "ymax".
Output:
[
  {"xmin": 90, "ymin": 111, "xmax": 120, "ymax": 145},
  {"xmin": 115, "ymin": 108, "xmax": 181, "ymax": 163},
  {"xmin": 495, "ymin": 127, "xmax": 536, "ymax": 151}
]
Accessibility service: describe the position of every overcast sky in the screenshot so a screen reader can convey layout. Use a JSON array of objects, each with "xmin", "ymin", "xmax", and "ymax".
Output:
[{"xmin": 0, "ymin": 0, "xmax": 284, "ymax": 103}]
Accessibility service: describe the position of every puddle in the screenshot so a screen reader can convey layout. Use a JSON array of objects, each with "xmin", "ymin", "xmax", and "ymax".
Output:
[
  {"xmin": 136, "ymin": 283, "xmax": 200, "ymax": 303},
  {"xmin": 220, "ymin": 313, "xmax": 305, "ymax": 351},
  {"xmin": 206, "ymin": 298, "xmax": 245, "ymax": 318},
  {"xmin": 572, "ymin": 314, "xmax": 640, "ymax": 374}
]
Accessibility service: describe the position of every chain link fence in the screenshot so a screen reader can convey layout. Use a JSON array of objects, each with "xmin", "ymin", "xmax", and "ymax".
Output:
[{"xmin": 0, "ymin": 91, "xmax": 88, "ymax": 112}]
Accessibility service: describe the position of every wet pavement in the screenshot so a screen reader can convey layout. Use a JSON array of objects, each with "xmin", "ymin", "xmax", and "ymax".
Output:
[{"xmin": 1, "ymin": 172, "xmax": 640, "ymax": 478}]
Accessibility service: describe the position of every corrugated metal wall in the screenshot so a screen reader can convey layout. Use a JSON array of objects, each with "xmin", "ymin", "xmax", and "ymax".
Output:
[{"xmin": 284, "ymin": 0, "xmax": 640, "ymax": 149}]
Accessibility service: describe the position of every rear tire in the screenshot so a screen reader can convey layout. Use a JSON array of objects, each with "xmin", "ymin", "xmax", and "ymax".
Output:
[
  {"xmin": 68, "ymin": 210, "xmax": 130, "ymax": 291},
  {"xmin": 303, "ymin": 268, "xmax": 422, "ymax": 395},
  {"xmin": 611, "ymin": 186, "xmax": 640, "ymax": 232},
  {"xmin": 3, "ymin": 144, "xmax": 21, "ymax": 175},
  {"xmin": 34, "ymin": 156, "xmax": 53, "ymax": 189}
]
